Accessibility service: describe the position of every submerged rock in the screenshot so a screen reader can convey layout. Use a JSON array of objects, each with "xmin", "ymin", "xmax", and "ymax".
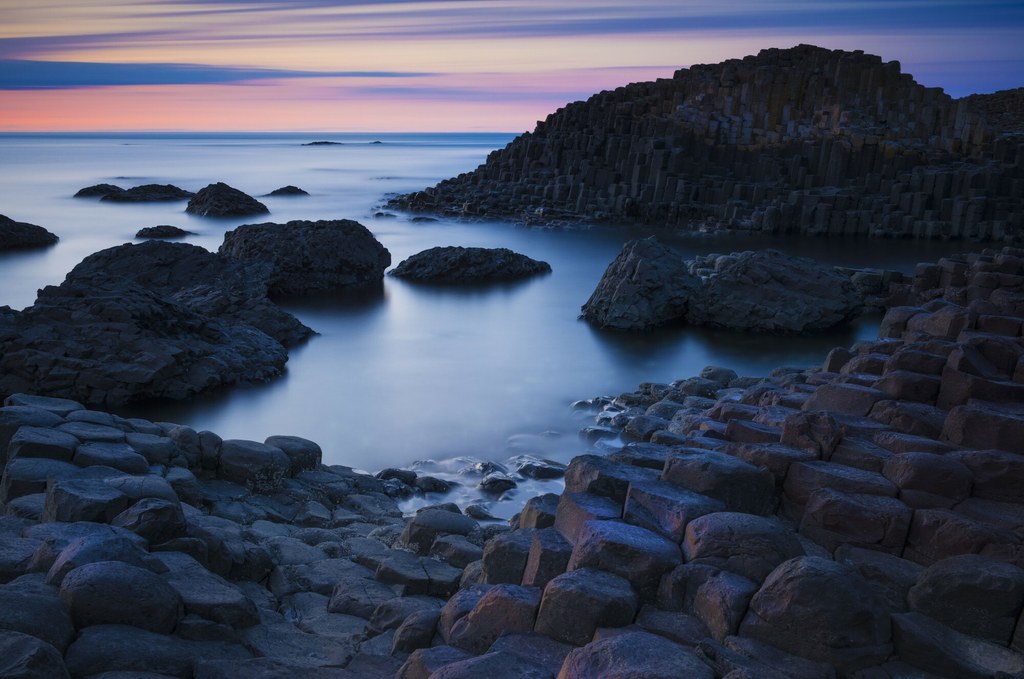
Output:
[
  {"xmin": 390, "ymin": 246, "xmax": 551, "ymax": 283},
  {"xmin": 186, "ymin": 182, "xmax": 269, "ymax": 217},
  {"xmin": 101, "ymin": 184, "xmax": 194, "ymax": 203},
  {"xmin": 136, "ymin": 225, "xmax": 194, "ymax": 239},
  {"xmin": 0, "ymin": 214, "xmax": 58, "ymax": 251},
  {"xmin": 219, "ymin": 219, "xmax": 391, "ymax": 296}
]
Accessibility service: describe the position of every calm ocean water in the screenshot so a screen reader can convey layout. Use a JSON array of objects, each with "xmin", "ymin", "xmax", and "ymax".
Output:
[{"xmin": 0, "ymin": 133, "xmax": 963, "ymax": 515}]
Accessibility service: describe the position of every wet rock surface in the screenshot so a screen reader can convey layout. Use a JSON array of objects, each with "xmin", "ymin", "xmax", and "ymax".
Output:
[
  {"xmin": 0, "ymin": 214, "xmax": 58, "ymax": 251},
  {"xmin": 390, "ymin": 246, "xmax": 550, "ymax": 284}
]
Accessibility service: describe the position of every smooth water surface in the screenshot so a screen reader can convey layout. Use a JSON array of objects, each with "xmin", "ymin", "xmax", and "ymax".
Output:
[{"xmin": 1, "ymin": 133, "xmax": 965, "ymax": 509}]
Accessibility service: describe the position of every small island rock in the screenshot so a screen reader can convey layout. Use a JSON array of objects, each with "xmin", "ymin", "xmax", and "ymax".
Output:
[
  {"xmin": 73, "ymin": 184, "xmax": 124, "ymax": 199},
  {"xmin": 390, "ymin": 246, "xmax": 551, "ymax": 283},
  {"xmin": 266, "ymin": 186, "xmax": 309, "ymax": 197},
  {"xmin": 219, "ymin": 219, "xmax": 391, "ymax": 296},
  {"xmin": 101, "ymin": 184, "xmax": 194, "ymax": 203},
  {"xmin": 186, "ymin": 182, "xmax": 269, "ymax": 217},
  {"xmin": 135, "ymin": 225, "xmax": 194, "ymax": 239},
  {"xmin": 0, "ymin": 214, "xmax": 59, "ymax": 251}
]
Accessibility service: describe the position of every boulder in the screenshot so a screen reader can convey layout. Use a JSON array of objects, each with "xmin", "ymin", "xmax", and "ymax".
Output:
[
  {"xmin": 59, "ymin": 560, "xmax": 183, "ymax": 633},
  {"xmin": 218, "ymin": 439, "xmax": 290, "ymax": 492},
  {"xmin": 42, "ymin": 478, "xmax": 130, "ymax": 524},
  {"xmin": 0, "ymin": 629, "xmax": 70, "ymax": 679},
  {"xmin": 553, "ymin": 492, "xmax": 622, "ymax": 543},
  {"xmin": 581, "ymin": 237, "xmax": 698, "ymax": 330},
  {"xmin": 264, "ymin": 435, "xmax": 321, "ymax": 475},
  {"xmin": 0, "ymin": 588, "xmax": 75, "ymax": 652},
  {"xmin": 557, "ymin": 630, "xmax": 714, "ymax": 679},
  {"xmin": 219, "ymin": 219, "xmax": 390, "ymax": 295},
  {"xmin": 398, "ymin": 507, "xmax": 477, "ymax": 555},
  {"xmin": 101, "ymin": 184, "xmax": 194, "ymax": 202},
  {"xmin": 907, "ymin": 554, "xmax": 1024, "ymax": 645},
  {"xmin": 739, "ymin": 556, "xmax": 893, "ymax": 672},
  {"xmin": 430, "ymin": 651, "xmax": 552, "ymax": 679},
  {"xmin": 136, "ymin": 225, "xmax": 194, "ymax": 239},
  {"xmin": 563, "ymin": 454, "xmax": 660, "ymax": 502},
  {"xmin": 481, "ymin": 529, "xmax": 535, "ymax": 585},
  {"xmin": 892, "ymin": 612, "xmax": 1024, "ymax": 679},
  {"xmin": 567, "ymin": 520, "xmax": 682, "ymax": 598},
  {"xmin": 329, "ymin": 577, "xmax": 398, "ymax": 619},
  {"xmin": 834, "ymin": 545, "xmax": 922, "ymax": 613},
  {"xmin": 397, "ymin": 645, "xmax": 473, "ymax": 679},
  {"xmin": 683, "ymin": 512, "xmax": 804, "ymax": 583},
  {"xmin": 46, "ymin": 533, "xmax": 167, "ymax": 586},
  {"xmin": 661, "ymin": 449, "xmax": 777, "ymax": 515},
  {"xmin": 798, "ymin": 488, "xmax": 912, "ymax": 554},
  {"xmin": 686, "ymin": 250, "xmax": 862, "ymax": 332},
  {"xmin": 389, "ymin": 246, "xmax": 550, "ymax": 283},
  {"xmin": 111, "ymin": 498, "xmax": 187, "ymax": 544},
  {"xmin": 157, "ymin": 551, "xmax": 259, "ymax": 628},
  {"xmin": 519, "ymin": 493, "xmax": 559, "ymax": 530},
  {"xmin": 521, "ymin": 527, "xmax": 573, "ymax": 588},
  {"xmin": 186, "ymin": 182, "xmax": 268, "ymax": 216},
  {"xmin": 447, "ymin": 584, "xmax": 541, "ymax": 654},
  {"xmin": 0, "ymin": 214, "xmax": 58, "ymax": 251},
  {"xmin": 534, "ymin": 567, "xmax": 638, "ymax": 646},
  {"xmin": 623, "ymin": 479, "xmax": 726, "ymax": 542}
]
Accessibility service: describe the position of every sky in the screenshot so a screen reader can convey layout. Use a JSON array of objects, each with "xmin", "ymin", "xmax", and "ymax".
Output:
[{"xmin": 0, "ymin": 0, "xmax": 1022, "ymax": 132}]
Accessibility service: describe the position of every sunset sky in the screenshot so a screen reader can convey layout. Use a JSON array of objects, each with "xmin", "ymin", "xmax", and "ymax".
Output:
[{"xmin": 1, "ymin": 0, "xmax": 1021, "ymax": 132}]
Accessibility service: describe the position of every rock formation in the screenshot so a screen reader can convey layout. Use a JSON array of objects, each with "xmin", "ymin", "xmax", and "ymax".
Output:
[
  {"xmin": 582, "ymin": 241, "xmax": 862, "ymax": 332},
  {"xmin": 101, "ymin": 184, "xmax": 194, "ymax": 203},
  {"xmin": 390, "ymin": 45, "xmax": 1024, "ymax": 242},
  {"xmin": 136, "ymin": 225, "xmax": 194, "ymax": 239},
  {"xmin": 0, "ymin": 241, "xmax": 312, "ymax": 407},
  {"xmin": 266, "ymin": 186, "xmax": 309, "ymax": 196},
  {"xmin": 0, "ymin": 214, "xmax": 58, "ymax": 251},
  {"xmin": 580, "ymin": 237, "xmax": 697, "ymax": 330},
  {"xmin": 390, "ymin": 246, "xmax": 551, "ymax": 283},
  {"xmin": 1, "ymin": 245, "xmax": 1023, "ymax": 677},
  {"xmin": 186, "ymin": 183, "xmax": 269, "ymax": 217},
  {"xmin": 219, "ymin": 219, "xmax": 391, "ymax": 296},
  {"xmin": 73, "ymin": 184, "xmax": 124, "ymax": 199}
]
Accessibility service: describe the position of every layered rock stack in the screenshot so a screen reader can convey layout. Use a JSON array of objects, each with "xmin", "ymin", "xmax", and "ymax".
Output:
[{"xmin": 390, "ymin": 45, "xmax": 1024, "ymax": 241}]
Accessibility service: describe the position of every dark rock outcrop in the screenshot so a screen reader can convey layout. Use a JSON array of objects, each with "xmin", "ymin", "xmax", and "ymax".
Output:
[
  {"xmin": 0, "ymin": 240, "xmax": 312, "ymax": 406},
  {"xmin": 0, "ymin": 214, "xmax": 58, "ymax": 251},
  {"xmin": 687, "ymin": 249, "xmax": 863, "ymax": 332},
  {"xmin": 390, "ymin": 45, "xmax": 1024, "ymax": 241},
  {"xmin": 73, "ymin": 184, "xmax": 124, "ymax": 198},
  {"xmin": 389, "ymin": 246, "xmax": 550, "ymax": 284},
  {"xmin": 136, "ymin": 225, "xmax": 194, "ymax": 239},
  {"xmin": 219, "ymin": 219, "xmax": 391, "ymax": 296},
  {"xmin": 186, "ymin": 183, "xmax": 269, "ymax": 217},
  {"xmin": 266, "ymin": 186, "xmax": 309, "ymax": 196},
  {"xmin": 581, "ymin": 237, "xmax": 697, "ymax": 330},
  {"xmin": 583, "ymin": 241, "xmax": 861, "ymax": 332},
  {"xmin": 101, "ymin": 184, "xmax": 194, "ymax": 203}
]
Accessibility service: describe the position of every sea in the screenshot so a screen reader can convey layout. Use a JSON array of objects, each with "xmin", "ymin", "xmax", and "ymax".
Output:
[{"xmin": 0, "ymin": 132, "xmax": 964, "ymax": 516}]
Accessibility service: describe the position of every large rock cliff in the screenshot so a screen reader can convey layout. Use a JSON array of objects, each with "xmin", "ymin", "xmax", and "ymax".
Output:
[{"xmin": 390, "ymin": 45, "xmax": 1024, "ymax": 241}]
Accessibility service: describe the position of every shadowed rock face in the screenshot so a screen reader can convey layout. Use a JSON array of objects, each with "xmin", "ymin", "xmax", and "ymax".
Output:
[
  {"xmin": 582, "ymin": 241, "xmax": 861, "ymax": 332},
  {"xmin": 186, "ymin": 182, "xmax": 268, "ymax": 217},
  {"xmin": 390, "ymin": 246, "xmax": 551, "ymax": 284},
  {"xmin": 390, "ymin": 44, "xmax": 1024, "ymax": 241},
  {"xmin": 219, "ymin": 219, "xmax": 391, "ymax": 296},
  {"xmin": 0, "ymin": 240, "xmax": 311, "ymax": 407},
  {"xmin": 0, "ymin": 214, "xmax": 58, "ymax": 251}
]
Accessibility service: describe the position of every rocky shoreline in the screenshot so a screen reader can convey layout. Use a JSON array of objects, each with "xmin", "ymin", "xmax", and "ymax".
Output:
[{"xmin": 2, "ymin": 246, "xmax": 1023, "ymax": 678}]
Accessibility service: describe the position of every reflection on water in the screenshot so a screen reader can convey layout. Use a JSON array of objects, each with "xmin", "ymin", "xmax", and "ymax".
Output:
[{"xmin": 0, "ymin": 133, "xmax": 969, "ymax": 473}]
